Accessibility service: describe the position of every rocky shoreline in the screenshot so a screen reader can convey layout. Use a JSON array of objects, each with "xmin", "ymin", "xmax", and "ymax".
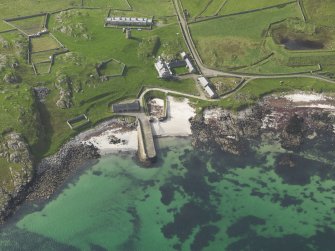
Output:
[
  {"xmin": 190, "ymin": 93, "xmax": 335, "ymax": 155},
  {"xmin": 27, "ymin": 142, "xmax": 100, "ymax": 201},
  {"xmin": 0, "ymin": 118, "xmax": 142, "ymax": 224},
  {"xmin": 0, "ymin": 139, "xmax": 100, "ymax": 224},
  {"xmin": 1, "ymin": 92, "xmax": 335, "ymax": 224}
]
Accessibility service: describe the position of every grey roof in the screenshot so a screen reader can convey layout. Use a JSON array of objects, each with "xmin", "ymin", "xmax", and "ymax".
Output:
[
  {"xmin": 155, "ymin": 58, "xmax": 172, "ymax": 78},
  {"xmin": 112, "ymin": 100, "xmax": 140, "ymax": 113},
  {"xmin": 168, "ymin": 60, "xmax": 186, "ymax": 68}
]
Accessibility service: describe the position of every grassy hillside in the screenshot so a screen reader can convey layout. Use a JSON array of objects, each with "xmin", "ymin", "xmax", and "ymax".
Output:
[
  {"xmin": 181, "ymin": 0, "xmax": 291, "ymax": 20},
  {"xmin": 0, "ymin": 1, "xmax": 195, "ymax": 162},
  {"xmin": 189, "ymin": 0, "xmax": 335, "ymax": 74},
  {"xmin": 190, "ymin": 4, "xmax": 301, "ymax": 69}
]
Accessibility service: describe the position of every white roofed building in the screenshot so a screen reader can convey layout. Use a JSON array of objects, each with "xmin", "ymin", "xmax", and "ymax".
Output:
[
  {"xmin": 197, "ymin": 76, "xmax": 216, "ymax": 99},
  {"xmin": 106, "ymin": 16, "xmax": 153, "ymax": 27},
  {"xmin": 180, "ymin": 52, "xmax": 196, "ymax": 73},
  {"xmin": 180, "ymin": 52, "xmax": 187, "ymax": 59},
  {"xmin": 155, "ymin": 58, "xmax": 172, "ymax": 79},
  {"xmin": 185, "ymin": 58, "xmax": 196, "ymax": 73},
  {"xmin": 198, "ymin": 76, "xmax": 210, "ymax": 88},
  {"xmin": 205, "ymin": 86, "xmax": 216, "ymax": 99}
]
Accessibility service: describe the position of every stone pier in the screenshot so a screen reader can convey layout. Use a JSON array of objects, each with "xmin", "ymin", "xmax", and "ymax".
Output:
[{"xmin": 137, "ymin": 117, "xmax": 156, "ymax": 164}]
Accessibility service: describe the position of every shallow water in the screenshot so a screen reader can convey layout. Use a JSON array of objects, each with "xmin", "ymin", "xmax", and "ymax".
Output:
[
  {"xmin": 281, "ymin": 38, "xmax": 324, "ymax": 50},
  {"xmin": 0, "ymin": 137, "xmax": 334, "ymax": 251}
]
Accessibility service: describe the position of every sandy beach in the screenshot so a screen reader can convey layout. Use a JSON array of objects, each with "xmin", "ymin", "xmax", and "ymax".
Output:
[
  {"xmin": 151, "ymin": 96, "xmax": 196, "ymax": 137},
  {"xmin": 77, "ymin": 96, "xmax": 195, "ymax": 154},
  {"xmin": 78, "ymin": 119, "xmax": 138, "ymax": 155},
  {"xmin": 284, "ymin": 93, "xmax": 327, "ymax": 102}
]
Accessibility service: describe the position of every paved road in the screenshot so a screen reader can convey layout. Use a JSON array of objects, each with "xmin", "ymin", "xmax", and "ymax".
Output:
[
  {"xmin": 172, "ymin": 0, "xmax": 335, "ymax": 84},
  {"xmin": 138, "ymin": 78, "xmax": 254, "ymax": 103}
]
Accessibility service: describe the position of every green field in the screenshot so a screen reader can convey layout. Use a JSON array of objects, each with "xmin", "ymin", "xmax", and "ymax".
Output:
[
  {"xmin": 83, "ymin": 0, "xmax": 131, "ymax": 9},
  {"xmin": 8, "ymin": 15, "xmax": 46, "ymax": 35},
  {"xmin": 128, "ymin": 0, "xmax": 175, "ymax": 16},
  {"xmin": 303, "ymin": 0, "xmax": 335, "ymax": 27},
  {"xmin": 219, "ymin": 0, "xmax": 291, "ymax": 15},
  {"xmin": 190, "ymin": 1, "xmax": 335, "ymax": 74},
  {"xmin": 0, "ymin": 0, "xmax": 80, "ymax": 20},
  {"xmin": 181, "ymin": 0, "xmax": 291, "ymax": 20},
  {"xmin": 31, "ymin": 51, "xmax": 53, "ymax": 63},
  {"xmin": 180, "ymin": 0, "xmax": 211, "ymax": 19},
  {"xmin": 210, "ymin": 77, "xmax": 241, "ymax": 96},
  {"xmin": 98, "ymin": 59, "xmax": 125, "ymax": 76},
  {"xmin": 190, "ymin": 3, "xmax": 301, "ymax": 69},
  {"xmin": 31, "ymin": 35, "xmax": 62, "ymax": 53},
  {"xmin": 35, "ymin": 62, "xmax": 51, "ymax": 74}
]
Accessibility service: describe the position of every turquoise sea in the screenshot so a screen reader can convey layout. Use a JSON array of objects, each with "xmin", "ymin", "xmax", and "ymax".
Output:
[{"xmin": 0, "ymin": 137, "xmax": 334, "ymax": 251}]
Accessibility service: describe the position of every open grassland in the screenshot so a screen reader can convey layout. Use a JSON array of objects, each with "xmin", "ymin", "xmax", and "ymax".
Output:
[
  {"xmin": 180, "ymin": 0, "xmax": 210, "ymax": 19},
  {"xmin": 238, "ymin": 37, "xmax": 330, "ymax": 74},
  {"xmin": 99, "ymin": 60, "xmax": 124, "ymax": 76},
  {"xmin": 0, "ymin": 23, "xmax": 13, "ymax": 33},
  {"xmin": 303, "ymin": 0, "xmax": 335, "ymax": 27},
  {"xmin": 31, "ymin": 35, "xmax": 62, "ymax": 53},
  {"xmin": 83, "ymin": 0, "xmax": 131, "ymax": 9},
  {"xmin": 181, "ymin": 0, "xmax": 291, "ymax": 20},
  {"xmin": 8, "ymin": 15, "xmax": 46, "ymax": 35},
  {"xmin": 128, "ymin": 0, "xmax": 175, "ymax": 17},
  {"xmin": 1, "ymin": 0, "xmax": 193, "ymax": 163},
  {"xmin": 201, "ymin": 0, "xmax": 225, "ymax": 17},
  {"xmin": 210, "ymin": 77, "xmax": 241, "ymax": 96},
  {"xmin": 0, "ymin": 85, "xmax": 40, "ymax": 146},
  {"xmin": 31, "ymin": 51, "xmax": 53, "ymax": 63},
  {"xmin": 35, "ymin": 62, "xmax": 51, "ymax": 74},
  {"xmin": 28, "ymin": 8, "xmax": 196, "ymax": 158},
  {"xmin": 190, "ymin": 4, "xmax": 301, "ymax": 69},
  {"xmin": 0, "ymin": 0, "xmax": 80, "ymax": 21},
  {"xmin": 219, "ymin": 0, "xmax": 292, "ymax": 15},
  {"xmin": 190, "ymin": 1, "xmax": 335, "ymax": 74}
]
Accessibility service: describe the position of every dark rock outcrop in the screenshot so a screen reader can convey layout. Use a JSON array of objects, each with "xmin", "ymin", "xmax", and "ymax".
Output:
[
  {"xmin": 191, "ymin": 95, "xmax": 335, "ymax": 155},
  {"xmin": 190, "ymin": 106, "xmax": 265, "ymax": 155},
  {"xmin": 0, "ymin": 132, "xmax": 33, "ymax": 223},
  {"xmin": 280, "ymin": 114, "xmax": 305, "ymax": 150}
]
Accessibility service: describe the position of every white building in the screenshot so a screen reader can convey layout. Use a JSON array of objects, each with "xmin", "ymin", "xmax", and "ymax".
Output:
[
  {"xmin": 180, "ymin": 52, "xmax": 196, "ymax": 73},
  {"xmin": 180, "ymin": 52, "xmax": 187, "ymax": 59},
  {"xmin": 155, "ymin": 58, "xmax": 172, "ymax": 79},
  {"xmin": 205, "ymin": 85, "xmax": 216, "ymax": 99},
  {"xmin": 185, "ymin": 58, "xmax": 196, "ymax": 73},
  {"xmin": 198, "ymin": 76, "xmax": 216, "ymax": 99},
  {"xmin": 106, "ymin": 16, "xmax": 153, "ymax": 27},
  {"xmin": 198, "ymin": 76, "xmax": 210, "ymax": 88}
]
